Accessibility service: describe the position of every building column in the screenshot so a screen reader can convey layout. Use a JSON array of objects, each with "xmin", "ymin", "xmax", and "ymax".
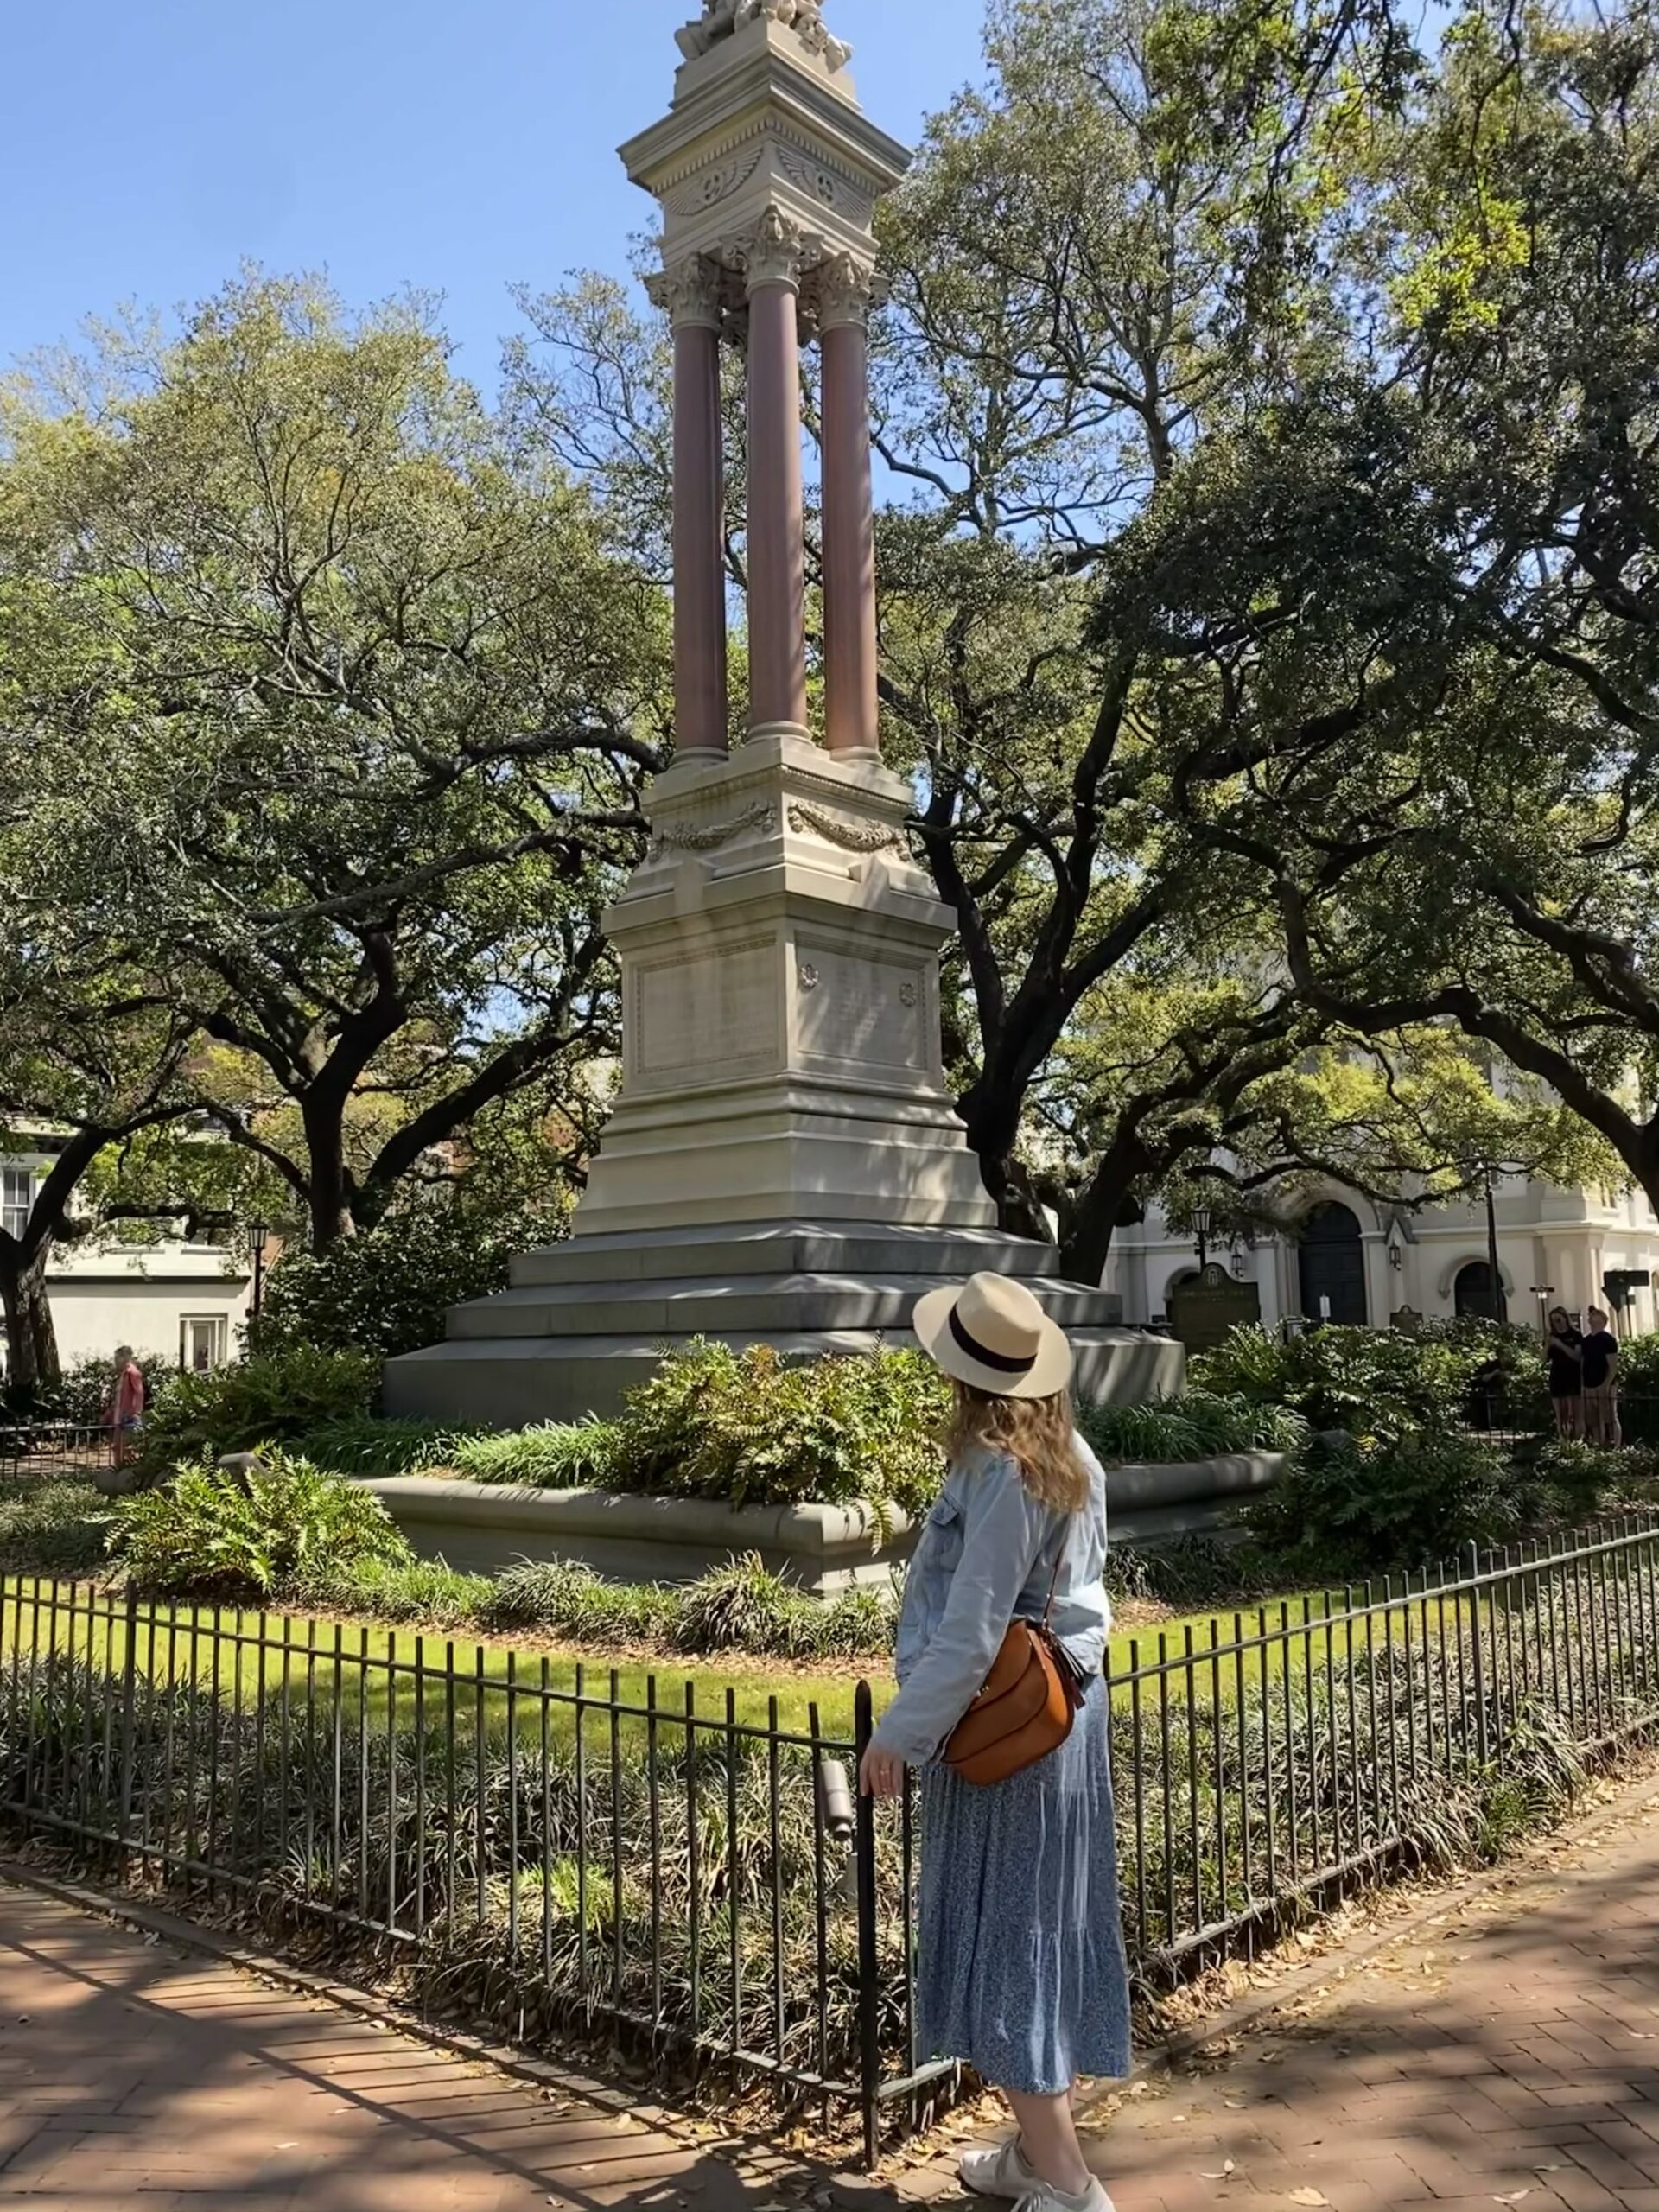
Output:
[
  {"xmin": 818, "ymin": 253, "xmax": 880, "ymax": 759},
  {"xmin": 741, "ymin": 209, "xmax": 809, "ymax": 738},
  {"xmin": 649, "ymin": 256, "xmax": 729, "ymax": 760}
]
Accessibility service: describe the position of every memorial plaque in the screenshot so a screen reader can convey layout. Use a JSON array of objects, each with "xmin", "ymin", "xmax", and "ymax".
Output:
[{"xmin": 1168, "ymin": 1263, "xmax": 1262, "ymax": 1353}]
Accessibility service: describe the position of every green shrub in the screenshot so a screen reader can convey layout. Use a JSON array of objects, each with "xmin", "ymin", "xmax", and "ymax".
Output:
[
  {"xmin": 1249, "ymin": 1428, "xmax": 1513, "ymax": 1575},
  {"xmin": 137, "ymin": 1347, "xmax": 378, "ymax": 1475},
  {"xmin": 0, "ymin": 1482, "xmax": 111, "ymax": 1577},
  {"xmin": 610, "ymin": 1340, "xmax": 950, "ymax": 1521},
  {"xmin": 477, "ymin": 1560, "xmax": 678, "ymax": 1646},
  {"xmin": 450, "ymin": 1421, "xmax": 620, "ymax": 1489},
  {"xmin": 289, "ymin": 1552, "xmax": 493, "ymax": 1629},
  {"xmin": 108, "ymin": 1452, "xmax": 410, "ymax": 1601},
  {"xmin": 1194, "ymin": 1322, "xmax": 1523, "ymax": 1444},
  {"xmin": 1080, "ymin": 1389, "xmax": 1306, "ymax": 1464},
  {"xmin": 288, "ymin": 1415, "xmax": 457, "ymax": 1476},
  {"xmin": 4, "ymin": 1351, "xmax": 173, "ymax": 1426},
  {"xmin": 675, "ymin": 1554, "xmax": 801, "ymax": 1653},
  {"xmin": 254, "ymin": 1203, "xmax": 524, "ymax": 1363}
]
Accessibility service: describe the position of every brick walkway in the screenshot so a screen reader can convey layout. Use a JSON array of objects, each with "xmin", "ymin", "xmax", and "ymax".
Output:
[
  {"xmin": 1070, "ymin": 1778, "xmax": 1659, "ymax": 2212},
  {"xmin": 0, "ymin": 1885, "xmax": 798, "ymax": 2209},
  {"xmin": 8, "ymin": 1779, "xmax": 1659, "ymax": 2210}
]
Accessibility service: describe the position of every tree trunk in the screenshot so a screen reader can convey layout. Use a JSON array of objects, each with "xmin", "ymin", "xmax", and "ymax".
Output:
[
  {"xmin": 1059, "ymin": 1128, "xmax": 1152, "ymax": 1287},
  {"xmin": 302, "ymin": 1096, "xmax": 357, "ymax": 1252},
  {"xmin": 0, "ymin": 1243, "xmax": 60, "ymax": 1404},
  {"xmin": 957, "ymin": 1074, "xmax": 1054, "ymax": 1247}
]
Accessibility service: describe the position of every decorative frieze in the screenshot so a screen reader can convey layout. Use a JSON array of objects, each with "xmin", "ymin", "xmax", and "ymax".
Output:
[
  {"xmin": 787, "ymin": 800, "xmax": 907, "ymax": 854},
  {"xmin": 650, "ymin": 801, "xmax": 777, "ymax": 855}
]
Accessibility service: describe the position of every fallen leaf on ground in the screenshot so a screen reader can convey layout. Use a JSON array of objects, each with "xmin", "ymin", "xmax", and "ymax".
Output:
[
  {"xmin": 1288, "ymin": 2191, "xmax": 1329, "ymax": 2208},
  {"xmin": 1493, "ymin": 2193, "xmax": 1531, "ymax": 2205},
  {"xmin": 1202, "ymin": 2162, "xmax": 1238, "ymax": 2179}
]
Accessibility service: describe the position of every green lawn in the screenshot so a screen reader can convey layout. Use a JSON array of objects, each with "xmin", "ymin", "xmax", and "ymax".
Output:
[{"xmin": 0, "ymin": 1576, "xmax": 1435, "ymax": 1749}]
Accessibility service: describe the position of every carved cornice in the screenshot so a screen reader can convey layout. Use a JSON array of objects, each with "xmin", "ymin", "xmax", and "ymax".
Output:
[{"xmin": 645, "ymin": 254, "xmax": 727, "ymax": 331}]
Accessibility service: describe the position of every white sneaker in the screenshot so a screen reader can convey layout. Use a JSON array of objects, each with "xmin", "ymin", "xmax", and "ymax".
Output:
[
  {"xmin": 958, "ymin": 2143, "xmax": 1115, "ymax": 2212},
  {"xmin": 1014, "ymin": 2184, "xmax": 1116, "ymax": 2212},
  {"xmin": 959, "ymin": 2140, "xmax": 1039, "ymax": 2199}
]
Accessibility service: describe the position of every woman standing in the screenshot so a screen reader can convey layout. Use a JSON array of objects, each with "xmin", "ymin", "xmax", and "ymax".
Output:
[
  {"xmin": 105, "ymin": 1345, "xmax": 147, "ymax": 1471},
  {"xmin": 860, "ymin": 1274, "xmax": 1128, "ymax": 2212},
  {"xmin": 1544, "ymin": 1307, "xmax": 1584, "ymax": 1440}
]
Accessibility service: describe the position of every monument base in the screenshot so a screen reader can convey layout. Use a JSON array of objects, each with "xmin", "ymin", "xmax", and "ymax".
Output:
[{"xmin": 382, "ymin": 1219, "xmax": 1183, "ymax": 1427}]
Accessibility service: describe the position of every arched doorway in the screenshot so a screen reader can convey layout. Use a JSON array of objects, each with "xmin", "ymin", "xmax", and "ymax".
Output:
[
  {"xmin": 1454, "ymin": 1261, "xmax": 1505, "ymax": 1324},
  {"xmin": 1299, "ymin": 1202, "xmax": 1368, "ymax": 1325}
]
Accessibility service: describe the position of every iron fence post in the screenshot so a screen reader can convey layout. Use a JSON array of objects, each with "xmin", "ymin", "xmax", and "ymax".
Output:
[
  {"xmin": 118, "ymin": 1586, "xmax": 140, "ymax": 1851},
  {"xmin": 854, "ymin": 1679, "xmax": 881, "ymax": 2170},
  {"xmin": 1467, "ymin": 1542, "xmax": 1490, "ymax": 1765}
]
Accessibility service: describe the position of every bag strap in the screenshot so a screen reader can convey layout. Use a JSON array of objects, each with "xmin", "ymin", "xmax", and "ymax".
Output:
[{"xmin": 1040, "ymin": 1519, "xmax": 1068, "ymax": 1628}]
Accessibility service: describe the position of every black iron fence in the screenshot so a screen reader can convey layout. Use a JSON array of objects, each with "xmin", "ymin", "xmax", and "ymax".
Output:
[
  {"xmin": 2, "ymin": 1522, "xmax": 1659, "ymax": 2155},
  {"xmin": 0, "ymin": 1423, "xmax": 113, "ymax": 1484},
  {"xmin": 1467, "ymin": 1388, "xmax": 1659, "ymax": 1452}
]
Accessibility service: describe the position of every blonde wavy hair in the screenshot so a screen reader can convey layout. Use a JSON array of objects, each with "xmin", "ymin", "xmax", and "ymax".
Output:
[{"xmin": 945, "ymin": 1381, "xmax": 1090, "ymax": 1514}]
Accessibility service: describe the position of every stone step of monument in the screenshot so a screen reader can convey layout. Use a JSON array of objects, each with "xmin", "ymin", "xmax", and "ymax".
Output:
[
  {"xmin": 447, "ymin": 1270, "xmax": 1122, "ymax": 1342},
  {"xmin": 509, "ymin": 1220, "xmax": 1066, "ymax": 1290},
  {"xmin": 384, "ymin": 1326, "xmax": 1182, "ymax": 1428}
]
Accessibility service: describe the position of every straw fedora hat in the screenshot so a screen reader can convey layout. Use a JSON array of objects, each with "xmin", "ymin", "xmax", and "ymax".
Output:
[{"xmin": 912, "ymin": 1272, "xmax": 1074, "ymax": 1401}]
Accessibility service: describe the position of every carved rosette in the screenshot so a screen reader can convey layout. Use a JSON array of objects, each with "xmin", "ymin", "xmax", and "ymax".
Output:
[
  {"xmin": 736, "ymin": 206, "xmax": 813, "ymax": 295},
  {"xmin": 813, "ymin": 251, "xmax": 884, "ymax": 332},
  {"xmin": 645, "ymin": 254, "xmax": 728, "ymax": 332}
]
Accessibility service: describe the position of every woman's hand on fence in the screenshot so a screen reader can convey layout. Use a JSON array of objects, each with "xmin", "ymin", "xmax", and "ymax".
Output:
[{"xmin": 860, "ymin": 1744, "xmax": 907, "ymax": 1800}]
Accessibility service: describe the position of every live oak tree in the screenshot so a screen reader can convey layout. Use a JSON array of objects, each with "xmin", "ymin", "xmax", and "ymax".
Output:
[
  {"xmin": 1, "ymin": 275, "xmax": 671, "ymax": 1253},
  {"xmin": 1128, "ymin": 0, "xmax": 1659, "ymax": 1220}
]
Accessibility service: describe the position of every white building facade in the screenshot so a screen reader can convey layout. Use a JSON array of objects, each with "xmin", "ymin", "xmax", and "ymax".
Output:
[
  {"xmin": 1, "ymin": 1152, "xmax": 252, "ymax": 1379},
  {"xmin": 1105, "ymin": 1175, "xmax": 1659, "ymax": 1337}
]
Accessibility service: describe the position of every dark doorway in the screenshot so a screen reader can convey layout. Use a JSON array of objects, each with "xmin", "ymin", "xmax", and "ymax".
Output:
[
  {"xmin": 1454, "ymin": 1261, "xmax": 1504, "ymax": 1324},
  {"xmin": 1299, "ymin": 1202, "xmax": 1368, "ymax": 1325}
]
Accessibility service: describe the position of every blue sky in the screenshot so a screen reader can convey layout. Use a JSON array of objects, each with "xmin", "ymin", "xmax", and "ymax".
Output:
[{"xmin": 0, "ymin": 0, "xmax": 984, "ymax": 391}]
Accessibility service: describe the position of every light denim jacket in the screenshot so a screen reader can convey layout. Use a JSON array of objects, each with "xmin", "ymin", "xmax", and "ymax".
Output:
[{"xmin": 871, "ymin": 1435, "xmax": 1113, "ymax": 1768}]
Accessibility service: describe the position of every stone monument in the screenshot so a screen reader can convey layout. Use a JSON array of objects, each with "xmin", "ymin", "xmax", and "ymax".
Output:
[{"xmin": 384, "ymin": 3, "xmax": 1182, "ymax": 1424}]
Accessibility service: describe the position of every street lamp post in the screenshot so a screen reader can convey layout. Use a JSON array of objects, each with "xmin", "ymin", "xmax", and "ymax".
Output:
[
  {"xmin": 1192, "ymin": 1204, "xmax": 1214, "ymax": 1273},
  {"xmin": 247, "ymin": 1222, "xmax": 270, "ymax": 1340}
]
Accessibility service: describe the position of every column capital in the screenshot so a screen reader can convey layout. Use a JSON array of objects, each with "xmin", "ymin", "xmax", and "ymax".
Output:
[
  {"xmin": 813, "ymin": 250, "xmax": 886, "ymax": 332},
  {"xmin": 737, "ymin": 207, "xmax": 813, "ymax": 296},
  {"xmin": 645, "ymin": 254, "xmax": 728, "ymax": 332}
]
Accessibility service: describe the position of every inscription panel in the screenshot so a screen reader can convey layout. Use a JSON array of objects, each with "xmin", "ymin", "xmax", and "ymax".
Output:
[
  {"xmin": 795, "ymin": 945, "xmax": 928, "ymax": 1077},
  {"xmin": 633, "ymin": 941, "xmax": 779, "ymax": 1087}
]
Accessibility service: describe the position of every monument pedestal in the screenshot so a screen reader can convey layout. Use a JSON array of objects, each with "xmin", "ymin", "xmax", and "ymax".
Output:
[
  {"xmin": 577, "ymin": 731, "xmax": 994, "ymax": 1236},
  {"xmin": 384, "ymin": 741, "xmax": 1179, "ymax": 1426}
]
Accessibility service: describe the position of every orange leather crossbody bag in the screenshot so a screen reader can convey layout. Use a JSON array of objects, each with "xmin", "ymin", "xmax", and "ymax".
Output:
[{"xmin": 943, "ymin": 1549, "xmax": 1088, "ymax": 1787}]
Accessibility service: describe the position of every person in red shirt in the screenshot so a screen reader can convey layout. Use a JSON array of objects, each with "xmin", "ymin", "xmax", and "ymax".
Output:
[{"xmin": 105, "ymin": 1347, "xmax": 147, "ymax": 1468}]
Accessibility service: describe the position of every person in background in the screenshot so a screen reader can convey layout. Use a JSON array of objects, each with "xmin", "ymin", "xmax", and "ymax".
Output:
[
  {"xmin": 1581, "ymin": 1306, "xmax": 1622, "ymax": 1448},
  {"xmin": 860, "ymin": 1273, "xmax": 1128, "ymax": 2212},
  {"xmin": 105, "ymin": 1346, "xmax": 147, "ymax": 1469},
  {"xmin": 1544, "ymin": 1307, "xmax": 1584, "ymax": 1440}
]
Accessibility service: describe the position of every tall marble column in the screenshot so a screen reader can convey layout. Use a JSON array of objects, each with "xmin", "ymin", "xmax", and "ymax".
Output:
[
  {"xmin": 648, "ymin": 255, "xmax": 729, "ymax": 760},
  {"xmin": 741, "ymin": 209, "xmax": 809, "ymax": 738},
  {"xmin": 818, "ymin": 252, "xmax": 880, "ymax": 760}
]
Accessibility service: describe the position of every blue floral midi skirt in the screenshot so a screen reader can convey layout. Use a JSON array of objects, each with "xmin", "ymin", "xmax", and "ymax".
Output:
[{"xmin": 916, "ymin": 1683, "xmax": 1133, "ymax": 2096}]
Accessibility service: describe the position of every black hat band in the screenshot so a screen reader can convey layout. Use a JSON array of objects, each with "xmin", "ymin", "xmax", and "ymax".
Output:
[{"xmin": 949, "ymin": 1304, "xmax": 1037, "ymax": 1377}]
